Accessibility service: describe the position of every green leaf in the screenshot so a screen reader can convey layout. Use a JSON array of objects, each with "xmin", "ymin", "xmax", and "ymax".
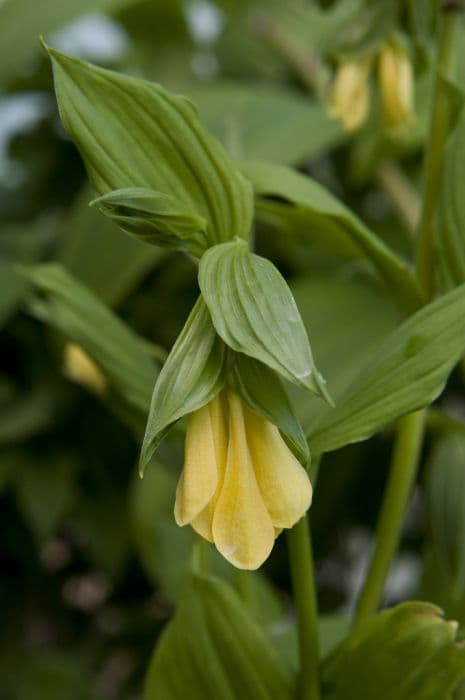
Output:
[
  {"xmin": 425, "ymin": 432, "xmax": 465, "ymax": 618},
  {"xmin": 46, "ymin": 46, "xmax": 253, "ymax": 246},
  {"xmin": 290, "ymin": 270, "xmax": 403, "ymax": 433},
  {"xmin": 242, "ymin": 160, "xmax": 422, "ymax": 313},
  {"xmin": 140, "ymin": 297, "xmax": 227, "ymax": 475},
  {"xmin": 437, "ymin": 110, "xmax": 465, "ymax": 290},
  {"xmin": 91, "ymin": 187, "xmax": 208, "ymax": 256},
  {"xmin": 145, "ymin": 574, "xmax": 294, "ymax": 700},
  {"xmin": 308, "ymin": 283, "xmax": 465, "ymax": 456},
  {"xmin": 322, "ymin": 602, "xmax": 465, "ymax": 699},
  {"xmin": 231, "ymin": 354, "xmax": 310, "ymax": 466},
  {"xmin": 57, "ymin": 184, "xmax": 165, "ymax": 307},
  {"xmin": 22, "ymin": 263, "xmax": 159, "ymax": 414},
  {"xmin": 198, "ymin": 239, "xmax": 331, "ymax": 402},
  {"xmin": 190, "ymin": 82, "xmax": 344, "ymax": 166}
]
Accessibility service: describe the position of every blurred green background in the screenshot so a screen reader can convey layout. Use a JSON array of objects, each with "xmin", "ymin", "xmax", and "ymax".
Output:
[{"xmin": 2, "ymin": 1, "xmax": 465, "ymax": 698}]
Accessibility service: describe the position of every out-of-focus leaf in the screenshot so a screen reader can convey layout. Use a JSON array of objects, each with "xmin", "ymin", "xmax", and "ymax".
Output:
[
  {"xmin": 325, "ymin": 0, "xmax": 399, "ymax": 59},
  {"xmin": 243, "ymin": 160, "xmax": 421, "ymax": 313},
  {"xmin": 22, "ymin": 263, "xmax": 159, "ymax": 413},
  {"xmin": 308, "ymin": 282, "xmax": 465, "ymax": 456},
  {"xmin": 131, "ymin": 460, "xmax": 193, "ymax": 598},
  {"xmin": 47, "ymin": 47, "xmax": 253, "ymax": 246},
  {"xmin": 199, "ymin": 239, "xmax": 331, "ymax": 401},
  {"xmin": 425, "ymin": 432, "xmax": 465, "ymax": 620},
  {"xmin": 140, "ymin": 297, "xmax": 227, "ymax": 474},
  {"xmin": 0, "ymin": 217, "xmax": 57, "ymax": 326},
  {"xmin": 145, "ymin": 574, "xmax": 294, "ymax": 700},
  {"xmin": 0, "ymin": 650, "xmax": 97, "ymax": 700},
  {"xmin": 322, "ymin": 602, "xmax": 465, "ymax": 699},
  {"xmin": 191, "ymin": 83, "xmax": 344, "ymax": 165},
  {"xmin": 437, "ymin": 110, "xmax": 465, "ymax": 291},
  {"xmin": 0, "ymin": 384, "xmax": 59, "ymax": 446},
  {"xmin": 231, "ymin": 354, "xmax": 309, "ymax": 466},
  {"xmin": 57, "ymin": 184, "xmax": 164, "ymax": 307},
  {"xmin": 14, "ymin": 455, "xmax": 77, "ymax": 541},
  {"xmin": 0, "ymin": 262, "xmax": 29, "ymax": 327},
  {"xmin": 290, "ymin": 271, "xmax": 402, "ymax": 432},
  {"xmin": 0, "ymin": 0, "xmax": 136, "ymax": 84},
  {"xmin": 79, "ymin": 492, "xmax": 131, "ymax": 576}
]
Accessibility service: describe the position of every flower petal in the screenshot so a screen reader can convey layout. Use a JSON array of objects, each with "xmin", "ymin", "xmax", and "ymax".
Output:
[
  {"xmin": 245, "ymin": 406, "xmax": 312, "ymax": 529},
  {"xmin": 174, "ymin": 402, "xmax": 218, "ymax": 526},
  {"xmin": 212, "ymin": 392, "xmax": 274, "ymax": 570},
  {"xmin": 190, "ymin": 392, "xmax": 229, "ymax": 541}
]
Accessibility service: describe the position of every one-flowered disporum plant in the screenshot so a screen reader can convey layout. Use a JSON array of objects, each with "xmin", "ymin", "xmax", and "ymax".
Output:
[{"xmin": 40, "ymin": 1, "xmax": 465, "ymax": 697}]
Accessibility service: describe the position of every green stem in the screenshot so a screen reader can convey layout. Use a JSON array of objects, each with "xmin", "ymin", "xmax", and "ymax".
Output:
[
  {"xmin": 353, "ymin": 409, "xmax": 427, "ymax": 630},
  {"xmin": 288, "ymin": 513, "xmax": 320, "ymax": 700},
  {"xmin": 415, "ymin": 7, "xmax": 460, "ymax": 299},
  {"xmin": 191, "ymin": 536, "xmax": 209, "ymax": 575}
]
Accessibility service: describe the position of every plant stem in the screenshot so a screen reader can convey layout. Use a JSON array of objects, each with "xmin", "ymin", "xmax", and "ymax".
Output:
[
  {"xmin": 376, "ymin": 161, "xmax": 420, "ymax": 236},
  {"xmin": 288, "ymin": 513, "xmax": 320, "ymax": 700},
  {"xmin": 415, "ymin": 6, "xmax": 460, "ymax": 299},
  {"xmin": 353, "ymin": 408, "xmax": 427, "ymax": 630}
]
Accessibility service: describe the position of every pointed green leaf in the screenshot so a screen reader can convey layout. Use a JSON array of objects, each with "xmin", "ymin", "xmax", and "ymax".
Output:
[
  {"xmin": 22, "ymin": 263, "xmax": 158, "ymax": 413},
  {"xmin": 46, "ymin": 46, "xmax": 253, "ymax": 248},
  {"xmin": 308, "ymin": 283, "xmax": 465, "ymax": 455},
  {"xmin": 231, "ymin": 354, "xmax": 310, "ymax": 466},
  {"xmin": 140, "ymin": 297, "xmax": 227, "ymax": 475},
  {"xmin": 145, "ymin": 574, "xmax": 294, "ymax": 700},
  {"xmin": 242, "ymin": 160, "xmax": 422, "ymax": 313},
  {"xmin": 322, "ymin": 602, "xmax": 465, "ymax": 699},
  {"xmin": 199, "ymin": 239, "xmax": 331, "ymax": 402},
  {"xmin": 91, "ymin": 188, "xmax": 208, "ymax": 256},
  {"xmin": 425, "ymin": 433, "xmax": 465, "ymax": 617}
]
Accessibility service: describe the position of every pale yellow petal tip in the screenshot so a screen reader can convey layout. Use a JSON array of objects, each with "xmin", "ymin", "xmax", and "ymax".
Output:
[
  {"xmin": 63, "ymin": 343, "xmax": 106, "ymax": 396},
  {"xmin": 174, "ymin": 389, "xmax": 313, "ymax": 570},
  {"xmin": 327, "ymin": 58, "xmax": 372, "ymax": 133}
]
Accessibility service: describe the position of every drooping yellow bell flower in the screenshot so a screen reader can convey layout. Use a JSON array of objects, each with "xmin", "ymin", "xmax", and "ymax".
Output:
[
  {"xmin": 328, "ymin": 57, "xmax": 372, "ymax": 132},
  {"xmin": 63, "ymin": 343, "xmax": 106, "ymax": 396},
  {"xmin": 378, "ymin": 41, "xmax": 414, "ymax": 132},
  {"xmin": 175, "ymin": 389, "xmax": 312, "ymax": 570}
]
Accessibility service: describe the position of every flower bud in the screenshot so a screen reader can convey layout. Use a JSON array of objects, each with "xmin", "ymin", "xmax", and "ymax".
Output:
[
  {"xmin": 378, "ymin": 40, "xmax": 414, "ymax": 132},
  {"xmin": 328, "ymin": 57, "xmax": 372, "ymax": 132},
  {"xmin": 63, "ymin": 343, "xmax": 106, "ymax": 396}
]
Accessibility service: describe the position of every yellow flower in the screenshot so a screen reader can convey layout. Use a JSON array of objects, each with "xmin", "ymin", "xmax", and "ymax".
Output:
[
  {"xmin": 175, "ymin": 389, "xmax": 312, "ymax": 569},
  {"xmin": 378, "ymin": 41, "xmax": 414, "ymax": 132},
  {"xmin": 328, "ymin": 57, "xmax": 372, "ymax": 132},
  {"xmin": 63, "ymin": 343, "xmax": 106, "ymax": 396}
]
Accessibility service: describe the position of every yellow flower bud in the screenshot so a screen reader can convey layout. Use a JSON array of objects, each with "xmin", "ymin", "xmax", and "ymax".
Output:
[
  {"xmin": 174, "ymin": 389, "xmax": 312, "ymax": 570},
  {"xmin": 378, "ymin": 41, "xmax": 414, "ymax": 132},
  {"xmin": 63, "ymin": 343, "xmax": 106, "ymax": 396},
  {"xmin": 328, "ymin": 57, "xmax": 372, "ymax": 132}
]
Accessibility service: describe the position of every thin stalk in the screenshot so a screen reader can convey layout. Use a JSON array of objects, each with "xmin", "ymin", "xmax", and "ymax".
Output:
[
  {"xmin": 191, "ymin": 536, "xmax": 209, "ymax": 575},
  {"xmin": 288, "ymin": 514, "xmax": 320, "ymax": 700},
  {"xmin": 415, "ymin": 7, "xmax": 460, "ymax": 299},
  {"xmin": 376, "ymin": 161, "xmax": 420, "ymax": 236},
  {"xmin": 353, "ymin": 409, "xmax": 427, "ymax": 631}
]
